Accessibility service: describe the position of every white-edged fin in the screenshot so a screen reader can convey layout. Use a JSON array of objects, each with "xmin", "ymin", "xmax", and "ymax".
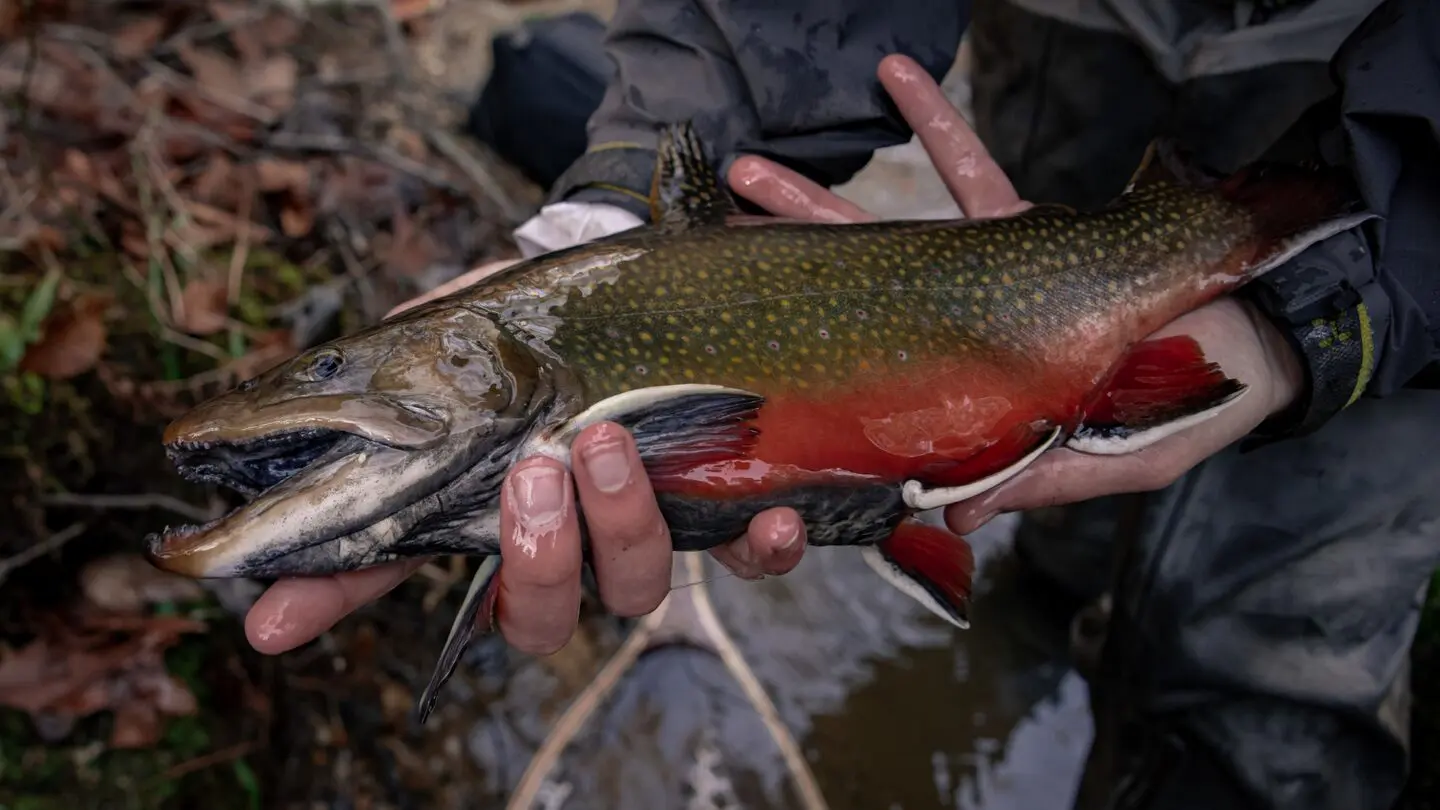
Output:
[
  {"xmin": 520, "ymin": 383, "xmax": 765, "ymax": 470},
  {"xmin": 901, "ymin": 426, "xmax": 1061, "ymax": 511},
  {"xmin": 861, "ymin": 546, "xmax": 970, "ymax": 630},
  {"xmin": 1067, "ymin": 387, "xmax": 1248, "ymax": 456},
  {"xmin": 416, "ymin": 554, "xmax": 502, "ymax": 723},
  {"xmin": 1247, "ymin": 212, "xmax": 1379, "ymax": 281}
]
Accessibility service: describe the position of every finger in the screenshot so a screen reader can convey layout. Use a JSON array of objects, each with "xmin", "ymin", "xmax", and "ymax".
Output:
[
  {"xmin": 244, "ymin": 557, "xmax": 429, "ymax": 653},
  {"xmin": 727, "ymin": 156, "xmax": 878, "ymax": 224},
  {"xmin": 570, "ymin": 422, "xmax": 674, "ymax": 617},
  {"xmin": 386, "ymin": 257, "xmax": 522, "ymax": 318},
  {"xmin": 943, "ymin": 444, "xmax": 1187, "ymax": 535},
  {"xmin": 707, "ymin": 507, "xmax": 806, "ymax": 579},
  {"xmin": 496, "ymin": 457, "xmax": 583, "ymax": 655},
  {"xmin": 876, "ymin": 54, "xmax": 1029, "ymax": 219}
]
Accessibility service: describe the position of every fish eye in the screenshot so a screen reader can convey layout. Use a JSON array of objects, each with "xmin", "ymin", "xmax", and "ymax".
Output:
[{"xmin": 302, "ymin": 349, "xmax": 344, "ymax": 382}]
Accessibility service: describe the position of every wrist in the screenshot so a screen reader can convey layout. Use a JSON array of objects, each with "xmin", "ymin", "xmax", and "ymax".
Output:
[
  {"xmin": 1236, "ymin": 297, "xmax": 1307, "ymax": 418},
  {"xmin": 1236, "ymin": 225, "xmax": 1383, "ymax": 443}
]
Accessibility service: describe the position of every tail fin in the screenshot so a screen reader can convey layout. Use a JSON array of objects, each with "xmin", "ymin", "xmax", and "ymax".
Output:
[{"xmin": 1217, "ymin": 162, "xmax": 1378, "ymax": 283}]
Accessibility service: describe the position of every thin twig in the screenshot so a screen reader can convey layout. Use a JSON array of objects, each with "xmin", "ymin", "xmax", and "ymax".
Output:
[
  {"xmin": 156, "ymin": 741, "xmax": 257, "ymax": 783},
  {"xmin": 425, "ymin": 128, "xmax": 526, "ymax": 223},
  {"xmin": 0, "ymin": 522, "xmax": 85, "ymax": 587},
  {"xmin": 160, "ymin": 326, "xmax": 231, "ymax": 361},
  {"xmin": 155, "ymin": 8, "xmax": 270, "ymax": 55},
  {"xmin": 266, "ymin": 131, "xmax": 458, "ymax": 191},
  {"xmin": 40, "ymin": 492, "xmax": 217, "ymax": 524},
  {"xmin": 227, "ymin": 173, "xmax": 254, "ymax": 304},
  {"xmin": 145, "ymin": 58, "xmax": 277, "ymax": 123}
]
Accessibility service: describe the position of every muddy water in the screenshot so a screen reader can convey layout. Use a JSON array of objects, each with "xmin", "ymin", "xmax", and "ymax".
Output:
[{"xmin": 454, "ymin": 514, "xmax": 1095, "ymax": 810}]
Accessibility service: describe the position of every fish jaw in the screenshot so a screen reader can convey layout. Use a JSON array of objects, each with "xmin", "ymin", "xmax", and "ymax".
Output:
[
  {"xmin": 163, "ymin": 392, "xmax": 451, "ymax": 454},
  {"xmin": 146, "ymin": 421, "xmax": 507, "ymax": 578}
]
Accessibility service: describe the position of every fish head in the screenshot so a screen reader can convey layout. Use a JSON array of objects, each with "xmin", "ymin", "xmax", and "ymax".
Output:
[{"xmin": 147, "ymin": 304, "xmax": 561, "ymax": 578}]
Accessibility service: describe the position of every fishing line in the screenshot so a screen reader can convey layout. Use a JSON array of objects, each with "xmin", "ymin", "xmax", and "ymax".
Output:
[{"xmin": 669, "ymin": 569, "xmax": 741, "ymax": 591}]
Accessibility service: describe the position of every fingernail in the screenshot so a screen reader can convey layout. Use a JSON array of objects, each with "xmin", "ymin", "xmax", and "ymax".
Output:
[
  {"xmin": 512, "ymin": 465, "xmax": 565, "ymax": 530},
  {"xmin": 776, "ymin": 522, "xmax": 801, "ymax": 550},
  {"xmin": 582, "ymin": 439, "xmax": 631, "ymax": 494},
  {"xmin": 972, "ymin": 510, "xmax": 999, "ymax": 527}
]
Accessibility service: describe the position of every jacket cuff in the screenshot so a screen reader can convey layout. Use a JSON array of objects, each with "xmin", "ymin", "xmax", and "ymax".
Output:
[
  {"xmin": 1240, "ymin": 227, "xmax": 1386, "ymax": 443},
  {"xmin": 546, "ymin": 143, "xmax": 659, "ymax": 221}
]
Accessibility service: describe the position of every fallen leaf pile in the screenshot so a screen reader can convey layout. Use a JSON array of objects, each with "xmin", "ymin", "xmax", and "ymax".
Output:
[
  {"xmin": 1, "ymin": 0, "xmax": 525, "ymax": 397},
  {"xmin": 0, "ymin": 605, "xmax": 206, "ymax": 748}
]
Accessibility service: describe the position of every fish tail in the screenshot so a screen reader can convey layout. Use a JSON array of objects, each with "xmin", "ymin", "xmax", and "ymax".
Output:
[{"xmin": 1218, "ymin": 162, "xmax": 1379, "ymax": 282}]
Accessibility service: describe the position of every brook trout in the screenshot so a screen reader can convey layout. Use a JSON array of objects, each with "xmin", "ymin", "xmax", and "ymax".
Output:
[{"xmin": 146, "ymin": 123, "xmax": 1369, "ymax": 721}]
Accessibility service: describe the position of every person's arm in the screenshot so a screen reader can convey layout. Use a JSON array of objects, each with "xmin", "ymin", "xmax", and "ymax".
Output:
[
  {"xmin": 537, "ymin": 0, "xmax": 967, "ymax": 223},
  {"xmin": 1241, "ymin": 0, "xmax": 1440, "ymax": 442}
]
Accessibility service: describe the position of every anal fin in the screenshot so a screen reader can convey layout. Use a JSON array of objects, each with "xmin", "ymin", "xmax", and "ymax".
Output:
[
  {"xmin": 416, "ymin": 554, "xmax": 501, "ymax": 724},
  {"xmin": 902, "ymin": 424, "xmax": 1061, "ymax": 511},
  {"xmin": 1068, "ymin": 335, "xmax": 1248, "ymax": 456},
  {"xmin": 861, "ymin": 520, "xmax": 975, "ymax": 629}
]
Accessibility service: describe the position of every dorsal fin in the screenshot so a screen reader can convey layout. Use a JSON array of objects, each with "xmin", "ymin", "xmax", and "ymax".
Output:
[
  {"xmin": 648, "ymin": 121, "xmax": 739, "ymax": 232},
  {"xmin": 1123, "ymin": 139, "xmax": 1168, "ymax": 193}
]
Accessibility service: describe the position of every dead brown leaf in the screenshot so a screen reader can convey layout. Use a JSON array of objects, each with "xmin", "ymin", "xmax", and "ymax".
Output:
[
  {"xmin": 81, "ymin": 553, "xmax": 207, "ymax": 613},
  {"xmin": 0, "ymin": 609, "xmax": 205, "ymax": 749},
  {"xmin": 250, "ymin": 159, "xmax": 313, "ymax": 236},
  {"xmin": 251, "ymin": 159, "xmax": 309, "ymax": 194},
  {"xmin": 175, "ymin": 278, "xmax": 229, "ymax": 335},
  {"xmin": 176, "ymin": 43, "xmax": 248, "ymax": 101},
  {"xmin": 113, "ymin": 17, "xmax": 167, "ymax": 60},
  {"xmin": 190, "ymin": 154, "xmax": 244, "ymax": 210},
  {"xmin": 20, "ymin": 292, "xmax": 110, "ymax": 380},
  {"xmin": 230, "ymin": 328, "xmax": 297, "ymax": 381},
  {"xmin": 379, "ymin": 207, "xmax": 441, "ymax": 279},
  {"xmin": 392, "ymin": 0, "xmax": 439, "ymax": 23},
  {"xmin": 280, "ymin": 202, "xmax": 313, "ymax": 237},
  {"xmin": 246, "ymin": 53, "xmax": 297, "ymax": 114}
]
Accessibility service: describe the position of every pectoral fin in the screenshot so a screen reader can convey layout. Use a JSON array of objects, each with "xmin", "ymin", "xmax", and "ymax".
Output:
[
  {"xmin": 649, "ymin": 121, "xmax": 740, "ymax": 232},
  {"xmin": 1068, "ymin": 335, "xmax": 1248, "ymax": 455},
  {"xmin": 523, "ymin": 384, "xmax": 764, "ymax": 482},
  {"xmin": 416, "ymin": 554, "xmax": 501, "ymax": 723},
  {"xmin": 902, "ymin": 425, "xmax": 1062, "ymax": 511},
  {"xmin": 862, "ymin": 520, "xmax": 975, "ymax": 629}
]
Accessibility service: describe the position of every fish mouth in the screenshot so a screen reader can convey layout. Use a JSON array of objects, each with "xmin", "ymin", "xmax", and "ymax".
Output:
[
  {"xmin": 146, "ymin": 393, "xmax": 460, "ymax": 575},
  {"xmin": 164, "ymin": 426, "xmax": 352, "ymax": 499},
  {"xmin": 148, "ymin": 426, "xmax": 376, "ymax": 573}
]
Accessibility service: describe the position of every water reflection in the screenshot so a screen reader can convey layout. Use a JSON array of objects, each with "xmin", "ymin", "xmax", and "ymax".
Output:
[{"xmin": 466, "ymin": 514, "xmax": 1095, "ymax": 809}]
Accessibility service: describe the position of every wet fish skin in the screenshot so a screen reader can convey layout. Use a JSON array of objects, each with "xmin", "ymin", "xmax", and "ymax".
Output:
[{"xmin": 144, "ymin": 122, "xmax": 1369, "ymax": 722}]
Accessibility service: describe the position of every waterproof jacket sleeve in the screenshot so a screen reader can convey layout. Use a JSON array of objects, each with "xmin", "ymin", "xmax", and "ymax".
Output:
[
  {"xmin": 545, "ymin": 0, "xmax": 966, "ymax": 218},
  {"xmin": 1244, "ymin": 0, "xmax": 1440, "ymax": 442}
]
